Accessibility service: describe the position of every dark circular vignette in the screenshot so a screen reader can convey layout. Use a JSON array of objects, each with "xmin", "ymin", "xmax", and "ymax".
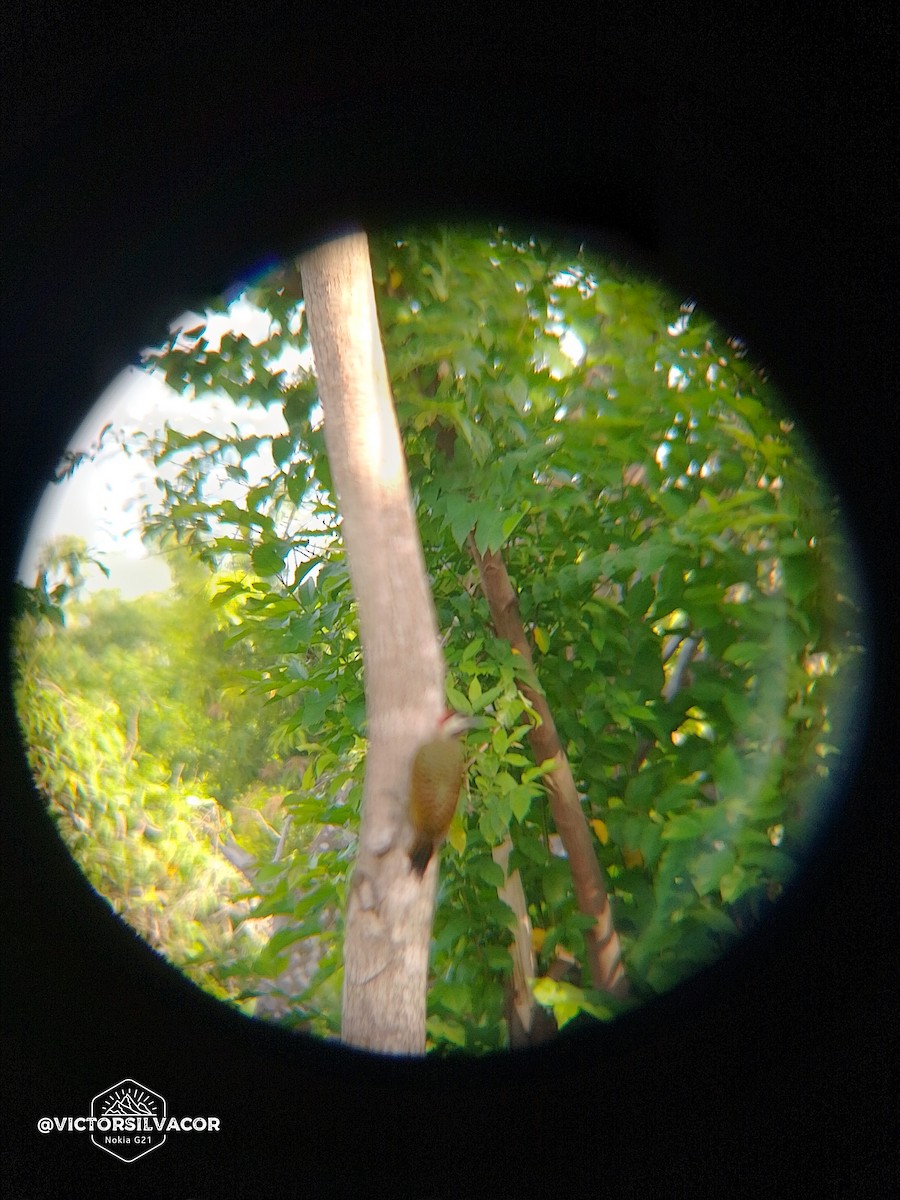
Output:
[
  {"xmin": 13, "ymin": 217, "xmax": 871, "ymax": 1035},
  {"xmin": 1, "ymin": 8, "xmax": 895, "ymax": 1199}
]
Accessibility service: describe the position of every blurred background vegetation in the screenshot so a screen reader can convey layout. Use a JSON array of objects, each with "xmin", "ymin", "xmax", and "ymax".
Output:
[{"xmin": 12, "ymin": 227, "xmax": 865, "ymax": 1052}]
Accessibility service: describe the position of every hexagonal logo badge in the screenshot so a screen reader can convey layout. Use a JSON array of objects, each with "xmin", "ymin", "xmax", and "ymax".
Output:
[{"xmin": 90, "ymin": 1079, "xmax": 166, "ymax": 1162}]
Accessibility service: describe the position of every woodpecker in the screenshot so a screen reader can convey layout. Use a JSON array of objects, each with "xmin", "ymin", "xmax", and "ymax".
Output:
[{"xmin": 407, "ymin": 711, "xmax": 474, "ymax": 877}]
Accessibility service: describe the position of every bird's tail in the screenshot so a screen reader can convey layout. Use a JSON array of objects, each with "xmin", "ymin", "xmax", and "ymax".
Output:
[{"xmin": 409, "ymin": 836, "xmax": 434, "ymax": 877}]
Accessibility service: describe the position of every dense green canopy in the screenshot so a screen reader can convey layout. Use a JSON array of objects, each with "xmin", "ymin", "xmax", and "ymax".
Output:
[{"xmin": 14, "ymin": 227, "xmax": 863, "ymax": 1051}]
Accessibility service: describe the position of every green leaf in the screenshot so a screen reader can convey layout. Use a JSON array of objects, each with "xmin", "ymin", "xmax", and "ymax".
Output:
[
  {"xmin": 721, "ymin": 641, "xmax": 773, "ymax": 667},
  {"xmin": 624, "ymin": 768, "xmax": 659, "ymax": 811},
  {"xmin": 690, "ymin": 846, "xmax": 737, "ymax": 896},
  {"xmin": 271, "ymin": 436, "xmax": 293, "ymax": 467},
  {"xmin": 737, "ymin": 845, "xmax": 797, "ymax": 882},
  {"xmin": 719, "ymin": 864, "xmax": 760, "ymax": 903},
  {"xmin": 661, "ymin": 811, "xmax": 709, "ymax": 841},
  {"xmin": 542, "ymin": 857, "xmax": 572, "ymax": 907},
  {"xmin": 712, "ymin": 745, "xmax": 744, "ymax": 796},
  {"xmin": 445, "ymin": 685, "xmax": 470, "ymax": 713},
  {"xmin": 634, "ymin": 540, "xmax": 673, "ymax": 575},
  {"xmin": 472, "ymin": 857, "xmax": 505, "ymax": 889},
  {"xmin": 533, "ymin": 977, "xmax": 613, "ymax": 1027},
  {"xmin": 502, "ymin": 508, "xmax": 528, "ymax": 541},
  {"xmin": 251, "ymin": 543, "xmax": 286, "ymax": 576},
  {"xmin": 509, "ymin": 786, "xmax": 533, "ymax": 823},
  {"xmin": 653, "ymin": 781, "xmax": 697, "ymax": 814},
  {"xmin": 426, "ymin": 1015, "xmax": 467, "ymax": 1047},
  {"xmin": 507, "ymin": 375, "xmax": 529, "ymax": 412},
  {"xmin": 624, "ymin": 577, "xmax": 655, "ymax": 618},
  {"xmin": 781, "ymin": 554, "xmax": 818, "ymax": 604},
  {"xmin": 473, "ymin": 507, "xmax": 509, "ymax": 555},
  {"xmin": 484, "ymin": 944, "xmax": 511, "ymax": 970},
  {"xmin": 430, "ymin": 979, "xmax": 471, "ymax": 1014},
  {"xmin": 446, "ymin": 494, "xmax": 479, "ymax": 546},
  {"xmin": 513, "ymin": 834, "xmax": 547, "ymax": 865}
]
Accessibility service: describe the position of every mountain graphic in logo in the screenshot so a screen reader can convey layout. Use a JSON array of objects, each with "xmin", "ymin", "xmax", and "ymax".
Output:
[{"xmin": 91, "ymin": 1078, "xmax": 167, "ymax": 1162}]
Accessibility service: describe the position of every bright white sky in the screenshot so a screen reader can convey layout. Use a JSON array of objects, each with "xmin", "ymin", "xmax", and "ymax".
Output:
[
  {"xmin": 19, "ymin": 283, "xmax": 585, "ymax": 601},
  {"xmin": 18, "ymin": 300, "xmax": 297, "ymax": 599}
]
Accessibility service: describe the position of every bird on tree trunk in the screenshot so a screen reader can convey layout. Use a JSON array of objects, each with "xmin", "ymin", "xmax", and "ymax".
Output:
[{"xmin": 407, "ymin": 711, "xmax": 474, "ymax": 876}]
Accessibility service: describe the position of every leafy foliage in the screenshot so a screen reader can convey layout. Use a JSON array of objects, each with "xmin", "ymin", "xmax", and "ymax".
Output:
[
  {"xmin": 15, "ymin": 227, "xmax": 863, "ymax": 1051},
  {"xmin": 12, "ymin": 567, "xmax": 271, "ymax": 1002}
]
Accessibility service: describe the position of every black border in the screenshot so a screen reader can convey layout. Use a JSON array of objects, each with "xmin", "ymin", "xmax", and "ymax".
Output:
[{"xmin": 2, "ymin": 6, "xmax": 895, "ymax": 1197}]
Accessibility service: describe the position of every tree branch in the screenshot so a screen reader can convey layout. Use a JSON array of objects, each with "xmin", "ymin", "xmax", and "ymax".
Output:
[{"xmin": 468, "ymin": 536, "xmax": 628, "ymax": 998}]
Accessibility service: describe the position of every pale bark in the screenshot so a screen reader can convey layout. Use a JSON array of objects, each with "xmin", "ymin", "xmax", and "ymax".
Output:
[
  {"xmin": 469, "ymin": 538, "xmax": 629, "ymax": 999},
  {"xmin": 491, "ymin": 838, "xmax": 540, "ymax": 1039},
  {"xmin": 299, "ymin": 232, "xmax": 446, "ymax": 1054}
]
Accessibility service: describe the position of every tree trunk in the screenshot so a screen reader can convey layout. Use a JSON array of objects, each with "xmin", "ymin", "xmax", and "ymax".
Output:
[{"xmin": 299, "ymin": 232, "xmax": 447, "ymax": 1054}]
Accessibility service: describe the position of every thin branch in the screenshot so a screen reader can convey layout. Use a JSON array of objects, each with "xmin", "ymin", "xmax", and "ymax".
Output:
[
  {"xmin": 662, "ymin": 635, "xmax": 699, "ymax": 701},
  {"xmin": 468, "ymin": 535, "xmax": 628, "ymax": 999}
]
